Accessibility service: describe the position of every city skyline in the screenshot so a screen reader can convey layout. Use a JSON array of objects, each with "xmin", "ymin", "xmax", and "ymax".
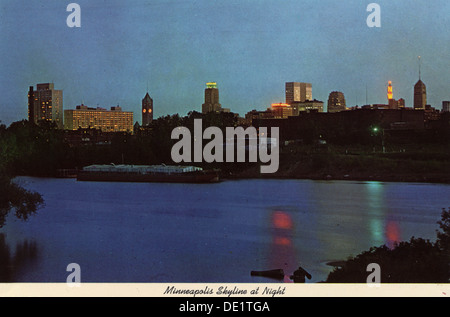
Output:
[{"xmin": 1, "ymin": 0, "xmax": 449, "ymax": 126}]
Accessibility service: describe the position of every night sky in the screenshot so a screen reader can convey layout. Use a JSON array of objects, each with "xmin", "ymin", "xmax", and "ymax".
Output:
[{"xmin": 0, "ymin": 0, "xmax": 449, "ymax": 125}]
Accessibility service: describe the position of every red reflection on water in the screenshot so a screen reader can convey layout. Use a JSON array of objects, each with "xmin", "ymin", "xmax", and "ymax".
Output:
[
  {"xmin": 272, "ymin": 211, "xmax": 293, "ymax": 230},
  {"xmin": 268, "ymin": 211, "xmax": 296, "ymax": 283},
  {"xmin": 386, "ymin": 221, "xmax": 400, "ymax": 249},
  {"xmin": 274, "ymin": 237, "xmax": 291, "ymax": 246}
]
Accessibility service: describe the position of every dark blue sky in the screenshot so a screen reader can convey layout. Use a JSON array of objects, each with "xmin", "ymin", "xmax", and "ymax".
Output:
[{"xmin": 0, "ymin": 0, "xmax": 449, "ymax": 125}]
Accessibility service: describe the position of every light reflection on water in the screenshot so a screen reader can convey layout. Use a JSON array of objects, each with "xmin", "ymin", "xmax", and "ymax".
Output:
[
  {"xmin": 366, "ymin": 181, "xmax": 386, "ymax": 245},
  {"xmin": 269, "ymin": 211, "xmax": 296, "ymax": 283},
  {"xmin": 1, "ymin": 177, "xmax": 448, "ymax": 283}
]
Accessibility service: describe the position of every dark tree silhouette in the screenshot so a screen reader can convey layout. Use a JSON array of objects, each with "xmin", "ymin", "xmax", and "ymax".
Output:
[
  {"xmin": 0, "ymin": 121, "xmax": 45, "ymax": 227},
  {"xmin": 326, "ymin": 208, "xmax": 450, "ymax": 283}
]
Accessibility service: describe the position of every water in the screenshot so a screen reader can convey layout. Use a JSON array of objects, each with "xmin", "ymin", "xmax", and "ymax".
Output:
[{"xmin": 1, "ymin": 177, "xmax": 449, "ymax": 283}]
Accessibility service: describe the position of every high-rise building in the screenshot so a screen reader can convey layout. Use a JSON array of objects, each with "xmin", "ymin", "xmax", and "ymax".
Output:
[
  {"xmin": 28, "ymin": 83, "xmax": 63, "ymax": 129},
  {"xmin": 414, "ymin": 80, "xmax": 427, "ymax": 110},
  {"xmin": 443, "ymin": 101, "xmax": 450, "ymax": 112},
  {"xmin": 327, "ymin": 91, "xmax": 346, "ymax": 113},
  {"xmin": 202, "ymin": 82, "xmax": 222, "ymax": 114},
  {"xmin": 387, "ymin": 81, "xmax": 393, "ymax": 100},
  {"xmin": 414, "ymin": 56, "xmax": 427, "ymax": 110},
  {"xmin": 285, "ymin": 82, "xmax": 312, "ymax": 104},
  {"xmin": 64, "ymin": 105, "xmax": 133, "ymax": 133},
  {"xmin": 142, "ymin": 92, "xmax": 153, "ymax": 126}
]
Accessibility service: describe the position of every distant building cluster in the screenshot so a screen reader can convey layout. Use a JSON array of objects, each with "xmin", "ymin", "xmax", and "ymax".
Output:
[
  {"xmin": 242, "ymin": 58, "xmax": 449, "ymax": 127},
  {"xmin": 28, "ymin": 82, "xmax": 135, "ymax": 133},
  {"xmin": 249, "ymin": 68, "xmax": 450, "ymax": 146},
  {"xmin": 26, "ymin": 58, "xmax": 449, "ymax": 139},
  {"xmin": 244, "ymin": 82, "xmax": 325, "ymax": 124}
]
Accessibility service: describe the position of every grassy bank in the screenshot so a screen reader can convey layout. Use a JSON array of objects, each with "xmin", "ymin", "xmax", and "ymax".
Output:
[{"xmin": 224, "ymin": 144, "xmax": 450, "ymax": 184}]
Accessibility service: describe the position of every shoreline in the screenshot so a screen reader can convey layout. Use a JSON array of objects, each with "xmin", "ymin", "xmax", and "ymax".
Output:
[
  {"xmin": 14, "ymin": 171, "xmax": 450, "ymax": 185},
  {"xmin": 222, "ymin": 170, "xmax": 450, "ymax": 185},
  {"xmin": 223, "ymin": 175, "xmax": 450, "ymax": 185}
]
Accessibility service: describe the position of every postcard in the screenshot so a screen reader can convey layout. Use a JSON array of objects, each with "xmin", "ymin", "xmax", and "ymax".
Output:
[{"xmin": 0, "ymin": 0, "xmax": 449, "ymax": 302}]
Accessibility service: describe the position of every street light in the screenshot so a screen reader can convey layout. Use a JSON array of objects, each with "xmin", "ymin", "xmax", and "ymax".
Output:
[{"xmin": 371, "ymin": 126, "xmax": 385, "ymax": 153}]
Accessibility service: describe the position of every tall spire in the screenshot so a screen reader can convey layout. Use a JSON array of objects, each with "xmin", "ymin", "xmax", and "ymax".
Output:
[
  {"xmin": 414, "ymin": 56, "xmax": 427, "ymax": 110},
  {"xmin": 418, "ymin": 56, "xmax": 421, "ymax": 80}
]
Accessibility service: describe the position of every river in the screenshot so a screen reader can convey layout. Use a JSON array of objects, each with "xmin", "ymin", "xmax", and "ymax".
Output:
[{"xmin": 1, "ymin": 177, "xmax": 449, "ymax": 283}]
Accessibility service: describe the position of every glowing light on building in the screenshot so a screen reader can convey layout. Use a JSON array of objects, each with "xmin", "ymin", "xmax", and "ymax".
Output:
[
  {"xmin": 271, "ymin": 103, "xmax": 289, "ymax": 108},
  {"xmin": 203, "ymin": 82, "xmax": 221, "ymax": 113},
  {"xmin": 270, "ymin": 103, "xmax": 293, "ymax": 119},
  {"xmin": 387, "ymin": 81, "xmax": 393, "ymax": 100}
]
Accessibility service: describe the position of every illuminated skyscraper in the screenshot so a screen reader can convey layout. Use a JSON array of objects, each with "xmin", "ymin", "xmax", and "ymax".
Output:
[
  {"xmin": 285, "ymin": 82, "xmax": 312, "ymax": 104},
  {"xmin": 28, "ymin": 83, "xmax": 63, "ymax": 129},
  {"xmin": 142, "ymin": 92, "xmax": 153, "ymax": 126},
  {"xmin": 387, "ymin": 81, "xmax": 393, "ymax": 100},
  {"xmin": 327, "ymin": 91, "xmax": 346, "ymax": 113},
  {"xmin": 202, "ymin": 82, "xmax": 222, "ymax": 114}
]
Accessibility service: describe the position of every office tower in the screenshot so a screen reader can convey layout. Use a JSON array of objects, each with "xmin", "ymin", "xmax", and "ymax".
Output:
[
  {"xmin": 142, "ymin": 92, "xmax": 153, "ymax": 126},
  {"xmin": 202, "ymin": 82, "xmax": 222, "ymax": 114},
  {"xmin": 28, "ymin": 83, "xmax": 63, "ymax": 129},
  {"xmin": 285, "ymin": 82, "xmax": 312, "ymax": 104},
  {"xmin": 327, "ymin": 91, "xmax": 346, "ymax": 113},
  {"xmin": 64, "ymin": 105, "xmax": 133, "ymax": 133},
  {"xmin": 414, "ymin": 80, "xmax": 427, "ymax": 110},
  {"xmin": 443, "ymin": 101, "xmax": 450, "ymax": 112},
  {"xmin": 414, "ymin": 56, "xmax": 427, "ymax": 110}
]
